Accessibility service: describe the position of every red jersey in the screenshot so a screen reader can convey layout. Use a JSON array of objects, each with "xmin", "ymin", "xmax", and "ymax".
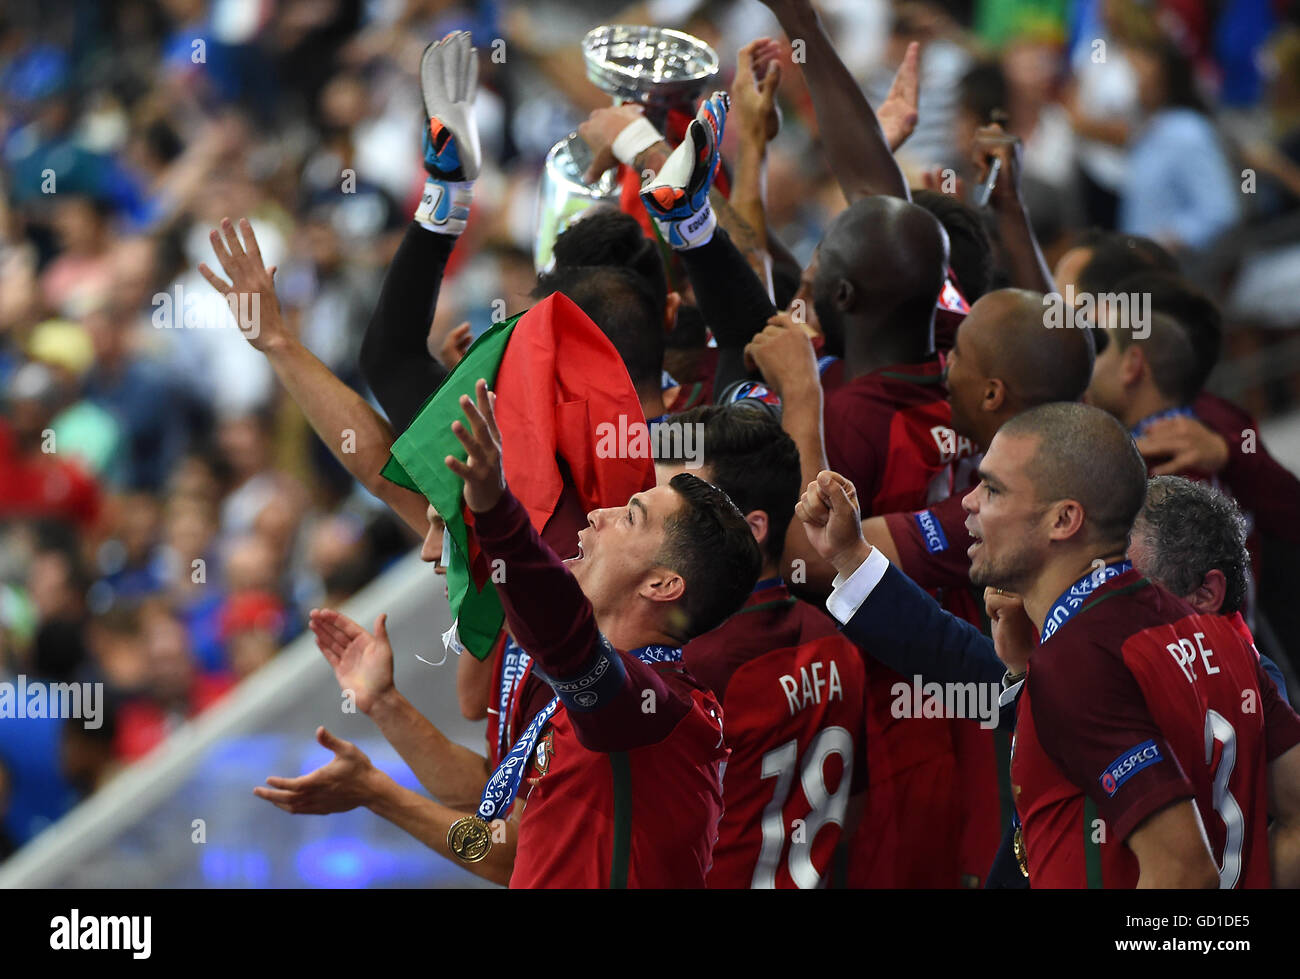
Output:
[
  {"xmin": 822, "ymin": 360, "xmax": 975, "ymax": 516},
  {"xmin": 684, "ymin": 581, "xmax": 868, "ymax": 888},
  {"xmin": 885, "ymin": 491, "xmax": 978, "ymax": 591},
  {"xmin": 476, "ymin": 490, "xmax": 730, "ymax": 889},
  {"xmin": 822, "ymin": 360, "xmax": 982, "ymax": 887},
  {"xmin": 1013, "ymin": 571, "xmax": 1300, "ymax": 888},
  {"xmin": 511, "ymin": 662, "xmax": 726, "ymax": 889},
  {"xmin": 1194, "ymin": 391, "xmax": 1300, "ymax": 548},
  {"xmin": 880, "ymin": 465, "xmax": 1008, "ymax": 886}
]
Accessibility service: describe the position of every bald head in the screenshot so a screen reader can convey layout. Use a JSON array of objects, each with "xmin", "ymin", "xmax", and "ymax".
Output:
[
  {"xmin": 999, "ymin": 402, "xmax": 1147, "ymax": 548},
  {"xmin": 966, "ymin": 289, "xmax": 1095, "ymax": 407},
  {"xmin": 946, "ymin": 289, "xmax": 1094, "ymax": 447},
  {"xmin": 813, "ymin": 197, "xmax": 948, "ymax": 358}
]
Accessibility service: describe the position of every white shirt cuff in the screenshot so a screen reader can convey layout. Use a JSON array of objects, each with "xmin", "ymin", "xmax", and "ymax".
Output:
[
  {"xmin": 998, "ymin": 677, "xmax": 1024, "ymax": 708},
  {"xmin": 825, "ymin": 547, "xmax": 890, "ymax": 625}
]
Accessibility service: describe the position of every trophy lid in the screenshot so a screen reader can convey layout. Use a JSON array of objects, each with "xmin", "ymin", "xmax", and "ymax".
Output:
[{"xmin": 582, "ymin": 25, "xmax": 719, "ymax": 107}]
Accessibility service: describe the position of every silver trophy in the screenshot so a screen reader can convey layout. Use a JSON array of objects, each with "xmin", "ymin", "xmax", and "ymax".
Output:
[{"xmin": 533, "ymin": 24, "xmax": 719, "ymax": 271}]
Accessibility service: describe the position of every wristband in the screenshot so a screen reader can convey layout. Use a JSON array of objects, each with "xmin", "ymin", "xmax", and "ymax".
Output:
[
  {"xmin": 612, "ymin": 116, "xmax": 664, "ymax": 168},
  {"xmin": 657, "ymin": 196, "xmax": 716, "ymax": 250},
  {"xmin": 415, "ymin": 177, "xmax": 474, "ymax": 236}
]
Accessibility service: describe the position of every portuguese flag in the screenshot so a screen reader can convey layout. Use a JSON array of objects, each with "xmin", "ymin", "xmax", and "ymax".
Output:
[{"xmin": 381, "ymin": 292, "xmax": 655, "ymax": 660}]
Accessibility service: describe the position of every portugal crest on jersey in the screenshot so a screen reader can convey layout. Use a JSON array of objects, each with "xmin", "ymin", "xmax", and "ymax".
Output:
[{"xmin": 533, "ymin": 729, "xmax": 555, "ymax": 776}]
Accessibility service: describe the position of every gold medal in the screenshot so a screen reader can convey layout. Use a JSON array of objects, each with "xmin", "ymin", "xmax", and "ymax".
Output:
[
  {"xmin": 1012, "ymin": 826, "xmax": 1029, "ymax": 879},
  {"xmin": 447, "ymin": 816, "xmax": 493, "ymax": 863}
]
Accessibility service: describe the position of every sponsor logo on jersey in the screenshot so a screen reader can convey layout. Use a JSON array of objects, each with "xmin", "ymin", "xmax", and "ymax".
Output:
[
  {"xmin": 1099, "ymin": 739, "xmax": 1163, "ymax": 796},
  {"xmin": 913, "ymin": 509, "xmax": 949, "ymax": 553}
]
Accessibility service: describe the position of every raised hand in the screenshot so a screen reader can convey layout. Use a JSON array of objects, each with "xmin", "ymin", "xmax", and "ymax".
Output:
[
  {"xmin": 444, "ymin": 378, "xmax": 506, "ymax": 514},
  {"xmin": 308, "ymin": 608, "xmax": 395, "ymax": 715},
  {"xmin": 744, "ymin": 320, "xmax": 818, "ymax": 396},
  {"xmin": 417, "ymin": 31, "xmax": 481, "ymax": 236},
  {"xmin": 577, "ymin": 103, "xmax": 652, "ymax": 184},
  {"xmin": 878, "ymin": 41, "xmax": 920, "ymax": 152},
  {"xmin": 434, "ymin": 320, "xmax": 473, "ymax": 369},
  {"xmin": 254, "ymin": 727, "xmax": 379, "ymax": 815},
  {"xmin": 640, "ymin": 91, "xmax": 729, "ymax": 249},
  {"xmin": 970, "ymin": 123, "xmax": 1024, "ymax": 211},
  {"xmin": 733, "ymin": 38, "xmax": 782, "ymax": 144},
  {"xmin": 421, "ymin": 31, "xmax": 481, "ymax": 182},
  {"xmin": 795, "ymin": 470, "xmax": 871, "ymax": 577},
  {"xmin": 197, "ymin": 217, "xmax": 286, "ymax": 353}
]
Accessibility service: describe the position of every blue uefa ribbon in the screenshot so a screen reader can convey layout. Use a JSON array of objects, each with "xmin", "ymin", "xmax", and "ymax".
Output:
[
  {"xmin": 474, "ymin": 642, "xmax": 683, "ymax": 824},
  {"xmin": 496, "ymin": 637, "xmax": 531, "ymax": 763},
  {"xmin": 1131, "ymin": 405, "xmax": 1195, "ymax": 439},
  {"xmin": 1039, "ymin": 560, "xmax": 1133, "ymax": 645}
]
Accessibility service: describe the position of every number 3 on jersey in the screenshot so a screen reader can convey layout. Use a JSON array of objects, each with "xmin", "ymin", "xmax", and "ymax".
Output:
[
  {"xmin": 1205, "ymin": 708, "xmax": 1244, "ymax": 889},
  {"xmin": 752, "ymin": 726, "xmax": 854, "ymax": 888}
]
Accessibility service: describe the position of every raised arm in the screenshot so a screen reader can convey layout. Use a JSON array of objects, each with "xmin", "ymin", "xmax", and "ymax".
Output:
[
  {"xmin": 306, "ymin": 607, "xmax": 491, "ymax": 810},
  {"xmin": 795, "ymin": 470, "xmax": 1007, "ymax": 692},
  {"xmin": 360, "ymin": 32, "xmax": 482, "ymax": 432},
  {"xmin": 760, "ymin": 0, "xmax": 908, "ymax": 202},
  {"xmin": 635, "ymin": 93, "xmax": 781, "ymax": 394},
  {"xmin": 199, "ymin": 218, "xmax": 429, "ymax": 535},
  {"xmin": 970, "ymin": 124, "xmax": 1054, "ymax": 294},
  {"xmin": 448, "ymin": 380, "xmax": 694, "ymax": 752},
  {"xmin": 728, "ymin": 37, "xmax": 784, "ymax": 297},
  {"xmin": 744, "ymin": 321, "xmax": 839, "ymax": 593}
]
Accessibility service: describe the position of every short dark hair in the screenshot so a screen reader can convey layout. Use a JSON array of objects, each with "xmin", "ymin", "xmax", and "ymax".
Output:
[
  {"xmin": 912, "ymin": 189, "xmax": 994, "ymax": 301},
  {"xmin": 1075, "ymin": 232, "xmax": 1178, "ymax": 295},
  {"xmin": 659, "ymin": 404, "xmax": 800, "ymax": 564},
  {"xmin": 533, "ymin": 264, "xmax": 664, "ymax": 390},
  {"xmin": 1111, "ymin": 311, "xmax": 1202, "ymax": 405},
  {"xmin": 999, "ymin": 402, "xmax": 1147, "ymax": 548},
  {"xmin": 658, "ymin": 473, "xmax": 762, "ymax": 639},
  {"xmin": 553, "ymin": 208, "xmax": 668, "ymax": 318},
  {"xmin": 1114, "ymin": 270, "xmax": 1222, "ymax": 389},
  {"xmin": 1134, "ymin": 476, "xmax": 1249, "ymax": 614}
]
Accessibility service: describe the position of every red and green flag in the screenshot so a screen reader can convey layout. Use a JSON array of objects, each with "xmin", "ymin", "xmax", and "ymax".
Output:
[{"xmin": 381, "ymin": 292, "xmax": 655, "ymax": 660}]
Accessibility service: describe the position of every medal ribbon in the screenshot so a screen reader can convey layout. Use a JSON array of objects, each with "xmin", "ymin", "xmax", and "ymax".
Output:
[
  {"xmin": 1131, "ymin": 405, "xmax": 1194, "ymax": 438},
  {"xmin": 1039, "ymin": 560, "xmax": 1133, "ymax": 645},
  {"xmin": 474, "ymin": 643, "xmax": 683, "ymax": 823},
  {"xmin": 496, "ymin": 637, "xmax": 531, "ymax": 763}
]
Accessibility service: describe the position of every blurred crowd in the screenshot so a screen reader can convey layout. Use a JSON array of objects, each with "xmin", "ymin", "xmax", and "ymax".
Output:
[{"xmin": 1, "ymin": 0, "xmax": 1298, "ymax": 859}]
